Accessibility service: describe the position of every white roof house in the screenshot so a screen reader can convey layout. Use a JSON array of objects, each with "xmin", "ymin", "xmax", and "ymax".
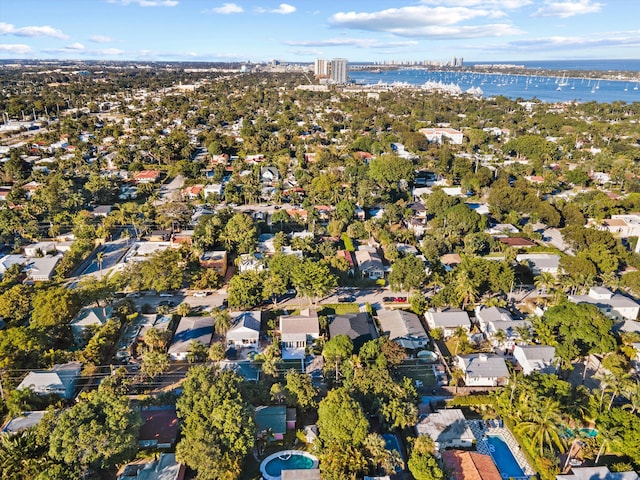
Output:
[
  {"xmin": 71, "ymin": 306, "xmax": 113, "ymax": 343},
  {"xmin": 377, "ymin": 309, "xmax": 429, "ymax": 350},
  {"xmin": 355, "ymin": 247, "xmax": 385, "ymax": 279},
  {"xmin": 17, "ymin": 362, "xmax": 82, "ymax": 399},
  {"xmin": 475, "ymin": 306, "xmax": 530, "ymax": 352},
  {"xmin": 456, "ymin": 354, "xmax": 509, "ymax": 387},
  {"xmin": 415, "ymin": 409, "xmax": 474, "ymax": 453},
  {"xmin": 516, "ymin": 253, "xmax": 561, "ymax": 276},
  {"xmin": 280, "ymin": 309, "xmax": 320, "ymax": 360},
  {"xmin": 227, "ymin": 311, "xmax": 262, "ymax": 348},
  {"xmin": 424, "ymin": 310, "xmax": 471, "ymax": 338},
  {"xmin": 168, "ymin": 316, "xmax": 214, "ymax": 361},
  {"xmin": 568, "ymin": 286, "xmax": 640, "ymax": 321},
  {"xmin": 513, "ymin": 345, "xmax": 557, "ymax": 375},
  {"xmin": 557, "ymin": 466, "xmax": 639, "ymax": 480}
]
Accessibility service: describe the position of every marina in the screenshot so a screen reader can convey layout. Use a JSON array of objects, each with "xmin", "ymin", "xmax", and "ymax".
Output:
[{"xmin": 349, "ymin": 68, "xmax": 640, "ymax": 104}]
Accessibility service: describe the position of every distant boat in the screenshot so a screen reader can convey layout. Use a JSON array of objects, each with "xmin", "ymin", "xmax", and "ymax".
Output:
[
  {"xmin": 624, "ymin": 83, "xmax": 629, "ymax": 92},
  {"xmin": 558, "ymin": 73, "xmax": 569, "ymax": 87},
  {"xmin": 571, "ymin": 82, "xmax": 575, "ymax": 90},
  {"xmin": 634, "ymin": 82, "xmax": 639, "ymax": 91}
]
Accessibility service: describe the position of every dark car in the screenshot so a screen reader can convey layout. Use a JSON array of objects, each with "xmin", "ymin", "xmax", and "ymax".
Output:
[
  {"xmin": 225, "ymin": 347, "xmax": 238, "ymax": 360},
  {"xmin": 338, "ymin": 296, "xmax": 355, "ymax": 303},
  {"xmin": 383, "ymin": 296, "xmax": 393, "ymax": 302}
]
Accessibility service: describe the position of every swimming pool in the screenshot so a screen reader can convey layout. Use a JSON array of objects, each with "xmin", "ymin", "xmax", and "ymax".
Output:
[
  {"xmin": 260, "ymin": 450, "xmax": 319, "ymax": 480},
  {"xmin": 485, "ymin": 435, "xmax": 525, "ymax": 479}
]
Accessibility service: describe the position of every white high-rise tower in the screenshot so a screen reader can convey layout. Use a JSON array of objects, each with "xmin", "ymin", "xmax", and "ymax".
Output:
[{"xmin": 330, "ymin": 58, "xmax": 348, "ymax": 84}]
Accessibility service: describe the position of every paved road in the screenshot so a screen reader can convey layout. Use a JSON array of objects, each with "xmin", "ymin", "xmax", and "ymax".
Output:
[{"xmin": 154, "ymin": 175, "xmax": 184, "ymax": 205}]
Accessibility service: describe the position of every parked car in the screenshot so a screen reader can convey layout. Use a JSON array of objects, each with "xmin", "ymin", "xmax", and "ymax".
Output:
[
  {"xmin": 192, "ymin": 291, "xmax": 208, "ymax": 297},
  {"xmin": 338, "ymin": 296, "xmax": 355, "ymax": 303},
  {"xmin": 159, "ymin": 292, "xmax": 173, "ymax": 297}
]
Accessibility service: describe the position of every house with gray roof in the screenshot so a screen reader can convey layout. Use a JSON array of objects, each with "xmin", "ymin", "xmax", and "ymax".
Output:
[
  {"xmin": 456, "ymin": 354, "xmax": 509, "ymax": 387},
  {"xmin": 168, "ymin": 316, "xmax": 214, "ymax": 361},
  {"xmin": 415, "ymin": 409, "xmax": 475, "ymax": 453},
  {"xmin": 280, "ymin": 309, "xmax": 320, "ymax": 360},
  {"xmin": 1, "ymin": 411, "xmax": 48, "ymax": 434},
  {"xmin": 513, "ymin": 345, "xmax": 557, "ymax": 375},
  {"xmin": 329, "ymin": 312, "xmax": 378, "ymax": 351},
  {"xmin": 557, "ymin": 466, "xmax": 639, "ymax": 480},
  {"xmin": 568, "ymin": 286, "xmax": 640, "ymax": 321},
  {"xmin": 71, "ymin": 306, "xmax": 113, "ymax": 343},
  {"xmin": 17, "ymin": 362, "xmax": 82, "ymax": 399},
  {"xmin": 424, "ymin": 309, "xmax": 471, "ymax": 338},
  {"xmin": 226, "ymin": 311, "xmax": 262, "ymax": 349},
  {"xmin": 516, "ymin": 253, "xmax": 561, "ymax": 276},
  {"xmin": 475, "ymin": 306, "xmax": 530, "ymax": 352},
  {"xmin": 377, "ymin": 309, "xmax": 429, "ymax": 350}
]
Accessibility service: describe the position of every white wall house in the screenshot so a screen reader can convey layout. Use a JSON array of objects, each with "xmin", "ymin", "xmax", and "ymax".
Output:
[
  {"xmin": 568, "ymin": 286, "xmax": 640, "ymax": 321},
  {"xmin": 456, "ymin": 354, "xmax": 509, "ymax": 387}
]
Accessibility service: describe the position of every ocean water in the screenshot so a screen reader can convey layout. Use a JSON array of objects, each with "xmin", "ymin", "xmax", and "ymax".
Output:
[{"xmin": 349, "ymin": 60, "xmax": 640, "ymax": 104}]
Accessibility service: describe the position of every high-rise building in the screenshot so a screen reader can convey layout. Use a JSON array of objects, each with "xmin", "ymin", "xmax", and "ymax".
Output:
[
  {"xmin": 330, "ymin": 58, "xmax": 348, "ymax": 84},
  {"xmin": 314, "ymin": 58, "xmax": 328, "ymax": 77}
]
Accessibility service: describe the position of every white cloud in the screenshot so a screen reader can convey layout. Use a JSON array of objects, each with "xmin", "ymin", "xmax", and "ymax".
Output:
[
  {"xmin": 328, "ymin": 6, "xmax": 520, "ymax": 38},
  {"xmin": 90, "ymin": 35, "xmax": 113, "ymax": 43},
  {"xmin": 208, "ymin": 3, "xmax": 244, "ymax": 14},
  {"xmin": 533, "ymin": 0, "xmax": 603, "ymax": 18},
  {"xmin": 0, "ymin": 22, "xmax": 69, "ymax": 39},
  {"xmin": 475, "ymin": 29, "xmax": 640, "ymax": 52},
  {"xmin": 0, "ymin": 44, "xmax": 33, "ymax": 54},
  {"xmin": 271, "ymin": 3, "xmax": 296, "ymax": 15},
  {"xmin": 65, "ymin": 42, "xmax": 85, "ymax": 50},
  {"xmin": 285, "ymin": 38, "xmax": 419, "ymax": 49},
  {"xmin": 97, "ymin": 48, "xmax": 125, "ymax": 55},
  {"xmin": 420, "ymin": 0, "xmax": 531, "ymax": 7},
  {"xmin": 107, "ymin": 0, "xmax": 178, "ymax": 7}
]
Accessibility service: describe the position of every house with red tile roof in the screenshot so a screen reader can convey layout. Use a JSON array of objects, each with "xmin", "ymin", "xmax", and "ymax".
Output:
[
  {"xmin": 442, "ymin": 450, "xmax": 501, "ymax": 480},
  {"xmin": 134, "ymin": 170, "xmax": 161, "ymax": 183}
]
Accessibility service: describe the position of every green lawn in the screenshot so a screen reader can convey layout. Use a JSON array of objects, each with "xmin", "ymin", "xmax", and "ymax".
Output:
[{"xmin": 318, "ymin": 303, "xmax": 362, "ymax": 316}]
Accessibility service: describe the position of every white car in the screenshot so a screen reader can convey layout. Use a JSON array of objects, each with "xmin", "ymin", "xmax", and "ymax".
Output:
[
  {"xmin": 159, "ymin": 292, "xmax": 173, "ymax": 297},
  {"xmin": 192, "ymin": 291, "xmax": 208, "ymax": 297}
]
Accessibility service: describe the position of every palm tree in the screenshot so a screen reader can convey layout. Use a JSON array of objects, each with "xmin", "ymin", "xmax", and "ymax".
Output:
[
  {"xmin": 213, "ymin": 309, "xmax": 233, "ymax": 337},
  {"xmin": 453, "ymin": 270, "xmax": 479, "ymax": 308},
  {"xmin": 514, "ymin": 398, "xmax": 566, "ymax": 457},
  {"xmin": 452, "ymin": 326, "xmax": 469, "ymax": 356},
  {"xmin": 95, "ymin": 251, "xmax": 105, "ymax": 279},
  {"xmin": 450, "ymin": 367, "xmax": 465, "ymax": 394},
  {"xmin": 493, "ymin": 329, "xmax": 508, "ymax": 351},
  {"xmin": 622, "ymin": 381, "xmax": 640, "ymax": 414}
]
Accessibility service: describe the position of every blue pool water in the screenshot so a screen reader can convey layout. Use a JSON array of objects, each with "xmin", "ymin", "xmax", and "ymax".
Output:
[
  {"xmin": 264, "ymin": 452, "xmax": 314, "ymax": 476},
  {"xmin": 485, "ymin": 435, "xmax": 525, "ymax": 479}
]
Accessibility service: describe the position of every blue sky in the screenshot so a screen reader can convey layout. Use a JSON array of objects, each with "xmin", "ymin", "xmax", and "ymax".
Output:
[{"xmin": 1, "ymin": 0, "xmax": 638, "ymax": 63}]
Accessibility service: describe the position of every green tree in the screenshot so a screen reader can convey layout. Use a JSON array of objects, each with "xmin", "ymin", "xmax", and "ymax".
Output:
[
  {"xmin": 220, "ymin": 213, "xmax": 257, "ymax": 254},
  {"xmin": 408, "ymin": 436, "xmax": 443, "ymax": 480},
  {"xmin": 317, "ymin": 388, "xmax": 369, "ymax": 447},
  {"xmin": 49, "ymin": 387, "xmax": 141, "ymax": 472},
  {"xmin": 514, "ymin": 398, "xmax": 566, "ymax": 456},
  {"xmin": 176, "ymin": 366, "xmax": 255, "ymax": 480},
  {"xmin": 285, "ymin": 369, "xmax": 318, "ymax": 411},
  {"xmin": 388, "ymin": 255, "xmax": 427, "ymax": 291},
  {"xmin": 291, "ymin": 259, "xmax": 337, "ymax": 304},
  {"xmin": 0, "ymin": 284, "xmax": 32, "ymax": 326},
  {"xmin": 141, "ymin": 350, "xmax": 170, "ymax": 379},
  {"xmin": 31, "ymin": 287, "xmax": 79, "ymax": 330},
  {"xmin": 227, "ymin": 270, "xmax": 264, "ymax": 309}
]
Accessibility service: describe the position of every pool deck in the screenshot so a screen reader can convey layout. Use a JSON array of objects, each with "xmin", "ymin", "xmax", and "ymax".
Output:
[{"xmin": 468, "ymin": 419, "xmax": 536, "ymax": 477}]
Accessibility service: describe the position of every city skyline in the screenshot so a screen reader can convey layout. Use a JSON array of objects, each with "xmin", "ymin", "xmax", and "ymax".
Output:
[{"xmin": 1, "ymin": 0, "xmax": 639, "ymax": 63}]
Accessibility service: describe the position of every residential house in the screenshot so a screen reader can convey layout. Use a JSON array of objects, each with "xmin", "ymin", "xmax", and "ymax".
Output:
[
  {"xmin": 557, "ymin": 466, "xmax": 639, "ymax": 480},
  {"xmin": 22, "ymin": 181, "xmax": 42, "ymax": 199},
  {"xmin": 203, "ymin": 183, "xmax": 223, "ymax": 199},
  {"xmin": 456, "ymin": 354, "xmax": 509, "ymax": 387},
  {"xmin": 89, "ymin": 205, "xmax": 112, "ymax": 217},
  {"xmin": 517, "ymin": 253, "xmax": 561, "ymax": 276},
  {"xmin": 118, "ymin": 453, "xmax": 185, "ymax": 480},
  {"xmin": 181, "ymin": 184, "xmax": 203, "ymax": 201},
  {"xmin": 498, "ymin": 237, "xmax": 536, "ymax": 248},
  {"xmin": 134, "ymin": 170, "xmax": 161, "ymax": 184},
  {"xmin": 475, "ymin": 306, "xmax": 530, "ymax": 352},
  {"xmin": 419, "ymin": 127, "xmax": 464, "ymax": 145},
  {"xmin": 199, "ymin": 250, "xmax": 227, "ymax": 276},
  {"xmin": 237, "ymin": 253, "xmax": 265, "ymax": 273},
  {"xmin": 513, "ymin": 345, "xmax": 557, "ymax": 375},
  {"xmin": 355, "ymin": 246, "xmax": 385, "ymax": 279},
  {"xmin": 23, "ymin": 254, "xmax": 63, "ymax": 282},
  {"xmin": 168, "ymin": 316, "xmax": 214, "ymax": 361},
  {"xmin": 260, "ymin": 166, "xmax": 280, "ymax": 184},
  {"xmin": 568, "ymin": 286, "xmax": 640, "ymax": 321},
  {"xmin": 226, "ymin": 311, "xmax": 262, "ymax": 348},
  {"xmin": 441, "ymin": 450, "xmax": 502, "ymax": 480},
  {"xmin": 424, "ymin": 309, "xmax": 471, "ymax": 338},
  {"xmin": 280, "ymin": 309, "xmax": 320, "ymax": 360},
  {"xmin": 148, "ymin": 230, "xmax": 172, "ymax": 242},
  {"xmin": 24, "ymin": 241, "xmax": 57, "ymax": 257},
  {"xmin": 485, "ymin": 223, "xmax": 519, "ymax": 236},
  {"xmin": 139, "ymin": 407, "xmax": 179, "ymax": 449},
  {"xmin": 282, "ymin": 470, "xmax": 320, "ymax": 480},
  {"xmin": 17, "ymin": 362, "xmax": 82, "ymax": 399},
  {"xmin": 377, "ymin": 309, "xmax": 429, "ymax": 350},
  {"xmin": 1, "ymin": 411, "xmax": 48, "ymax": 434},
  {"xmin": 415, "ymin": 409, "xmax": 475, "ymax": 452},
  {"xmin": 71, "ymin": 306, "xmax": 113, "ymax": 343},
  {"xmin": 170, "ymin": 230, "xmax": 194, "ymax": 248},
  {"xmin": 329, "ymin": 312, "xmax": 378, "ymax": 351}
]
